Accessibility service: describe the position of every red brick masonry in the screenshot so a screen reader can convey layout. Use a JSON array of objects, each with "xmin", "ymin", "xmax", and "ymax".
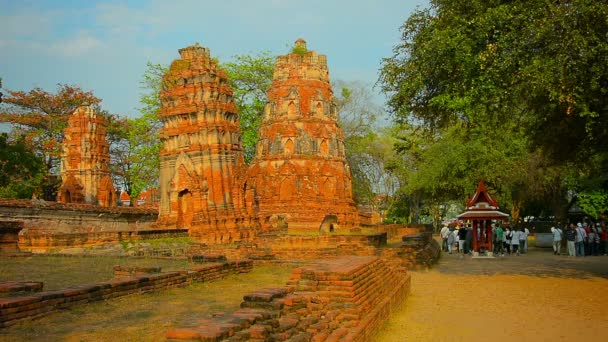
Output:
[
  {"xmin": 0, "ymin": 260, "xmax": 252, "ymax": 328},
  {"xmin": 166, "ymin": 256, "xmax": 411, "ymax": 341}
]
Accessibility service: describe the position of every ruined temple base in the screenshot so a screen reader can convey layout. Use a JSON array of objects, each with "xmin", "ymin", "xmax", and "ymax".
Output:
[{"xmin": 166, "ymin": 255, "xmax": 410, "ymax": 341}]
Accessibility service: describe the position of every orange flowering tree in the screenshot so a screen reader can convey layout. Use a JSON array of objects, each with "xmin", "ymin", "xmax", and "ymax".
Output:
[{"xmin": 0, "ymin": 84, "xmax": 101, "ymax": 198}]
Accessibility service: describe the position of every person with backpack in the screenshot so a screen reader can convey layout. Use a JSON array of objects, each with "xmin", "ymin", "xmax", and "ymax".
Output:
[{"xmin": 551, "ymin": 226, "xmax": 563, "ymax": 255}]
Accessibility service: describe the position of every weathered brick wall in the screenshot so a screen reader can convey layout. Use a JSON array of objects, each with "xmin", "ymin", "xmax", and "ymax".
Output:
[
  {"xmin": 189, "ymin": 234, "xmax": 388, "ymax": 263},
  {"xmin": 375, "ymin": 224, "xmax": 420, "ymax": 242},
  {"xmin": 18, "ymin": 229, "xmax": 188, "ymax": 253},
  {"xmin": 0, "ymin": 200, "xmax": 157, "ymax": 235},
  {"xmin": 0, "ymin": 221, "xmax": 23, "ymax": 253},
  {"xmin": 0, "ymin": 281, "xmax": 43, "ymax": 297},
  {"xmin": 0, "ymin": 260, "xmax": 252, "ymax": 328},
  {"xmin": 166, "ymin": 256, "xmax": 410, "ymax": 341},
  {"xmin": 381, "ymin": 232, "xmax": 441, "ymax": 270}
]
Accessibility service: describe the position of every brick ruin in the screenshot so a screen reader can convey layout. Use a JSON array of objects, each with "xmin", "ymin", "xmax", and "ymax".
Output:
[
  {"xmin": 157, "ymin": 40, "xmax": 359, "ymax": 239},
  {"xmin": 56, "ymin": 105, "xmax": 116, "ymax": 207},
  {"xmin": 155, "ymin": 44, "xmax": 258, "ymax": 243},
  {"xmin": 247, "ymin": 39, "xmax": 359, "ymax": 233},
  {"xmin": 0, "ymin": 40, "xmax": 442, "ymax": 340},
  {"xmin": 166, "ymin": 256, "xmax": 410, "ymax": 341}
]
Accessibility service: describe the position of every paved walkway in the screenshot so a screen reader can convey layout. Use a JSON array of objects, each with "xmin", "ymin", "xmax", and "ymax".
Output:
[
  {"xmin": 377, "ymin": 246, "xmax": 608, "ymax": 341},
  {"xmin": 437, "ymin": 246, "xmax": 608, "ymax": 279}
]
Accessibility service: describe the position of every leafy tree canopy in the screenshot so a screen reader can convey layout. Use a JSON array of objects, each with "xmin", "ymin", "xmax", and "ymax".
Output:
[
  {"xmin": 0, "ymin": 133, "xmax": 45, "ymax": 198},
  {"xmin": 379, "ymin": 0, "xmax": 608, "ymax": 164},
  {"xmin": 379, "ymin": 0, "xmax": 608, "ymax": 223},
  {"xmin": 221, "ymin": 51, "xmax": 274, "ymax": 162},
  {"xmin": 0, "ymin": 84, "xmax": 101, "ymax": 174}
]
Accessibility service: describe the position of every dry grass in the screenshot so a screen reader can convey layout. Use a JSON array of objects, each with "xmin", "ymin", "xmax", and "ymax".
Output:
[
  {"xmin": 0, "ymin": 264, "xmax": 294, "ymax": 341},
  {"xmin": 0, "ymin": 255, "xmax": 191, "ymax": 290}
]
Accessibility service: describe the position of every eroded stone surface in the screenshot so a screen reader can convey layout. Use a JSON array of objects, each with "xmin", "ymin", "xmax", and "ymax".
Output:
[
  {"xmin": 247, "ymin": 39, "xmax": 359, "ymax": 233},
  {"xmin": 156, "ymin": 44, "xmax": 258, "ymax": 243},
  {"xmin": 57, "ymin": 105, "xmax": 116, "ymax": 207}
]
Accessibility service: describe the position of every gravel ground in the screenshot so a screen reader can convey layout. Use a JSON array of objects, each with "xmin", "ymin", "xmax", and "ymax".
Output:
[{"xmin": 377, "ymin": 247, "xmax": 608, "ymax": 341}]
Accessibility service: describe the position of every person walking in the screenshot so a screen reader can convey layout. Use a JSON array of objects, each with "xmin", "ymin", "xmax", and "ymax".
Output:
[
  {"xmin": 551, "ymin": 226, "xmax": 563, "ymax": 255},
  {"xmin": 588, "ymin": 223, "xmax": 598, "ymax": 256},
  {"xmin": 520, "ymin": 227, "xmax": 530, "ymax": 254},
  {"xmin": 447, "ymin": 227, "xmax": 455, "ymax": 254},
  {"xmin": 575, "ymin": 223, "xmax": 587, "ymax": 257},
  {"xmin": 465, "ymin": 224, "xmax": 473, "ymax": 254},
  {"xmin": 504, "ymin": 227, "xmax": 512, "ymax": 255},
  {"xmin": 494, "ymin": 224, "xmax": 504, "ymax": 256},
  {"xmin": 440, "ymin": 224, "xmax": 450, "ymax": 252},
  {"xmin": 565, "ymin": 224, "xmax": 576, "ymax": 257},
  {"xmin": 453, "ymin": 228, "xmax": 460, "ymax": 253},
  {"xmin": 458, "ymin": 225, "xmax": 467, "ymax": 255},
  {"xmin": 583, "ymin": 223, "xmax": 591, "ymax": 255},
  {"xmin": 511, "ymin": 228, "xmax": 521, "ymax": 256},
  {"xmin": 600, "ymin": 223, "xmax": 607, "ymax": 255}
]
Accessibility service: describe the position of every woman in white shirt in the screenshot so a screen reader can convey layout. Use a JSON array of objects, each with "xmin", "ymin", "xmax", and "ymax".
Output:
[{"xmin": 511, "ymin": 229, "xmax": 521, "ymax": 255}]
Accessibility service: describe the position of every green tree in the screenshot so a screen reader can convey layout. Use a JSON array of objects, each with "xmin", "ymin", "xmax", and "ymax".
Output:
[
  {"xmin": 378, "ymin": 0, "xmax": 608, "ymax": 222},
  {"xmin": 577, "ymin": 191, "xmax": 608, "ymax": 220},
  {"xmin": 0, "ymin": 133, "xmax": 45, "ymax": 198},
  {"xmin": 0, "ymin": 84, "xmax": 102, "ymax": 198},
  {"xmin": 0, "ymin": 84, "xmax": 101, "ymax": 174},
  {"xmin": 109, "ymin": 62, "xmax": 164, "ymax": 204},
  {"xmin": 333, "ymin": 81, "xmax": 400, "ymax": 207},
  {"xmin": 221, "ymin": 52, "xmax": 274, "ymax": 162}
]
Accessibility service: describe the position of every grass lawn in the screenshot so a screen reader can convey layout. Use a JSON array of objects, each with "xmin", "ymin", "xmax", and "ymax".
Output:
[
  {"xmin": 0, "ymin": 255, "xmax": 191, "ymax": 291},
  {"xmin": 0, "ymin": 264, "xmax": 294, "ymax": 341}
]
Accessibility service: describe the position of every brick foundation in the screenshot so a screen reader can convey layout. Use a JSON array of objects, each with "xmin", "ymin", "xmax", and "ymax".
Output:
[
  {"xmin": 166, "ymin": 256, "xmax": 410, "ymax": 341},
  {"xmin": 0, "ymin": 260, "xmax": 252, "ymax": 328},
  {"xmin": 0, "ymin": 221, "xmax": 23, "ymax": 254}
]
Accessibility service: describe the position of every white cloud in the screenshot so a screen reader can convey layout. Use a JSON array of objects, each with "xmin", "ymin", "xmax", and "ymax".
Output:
[{"xmin": 47, "ymin": 31, "xmax": 104, "ymax": 57}]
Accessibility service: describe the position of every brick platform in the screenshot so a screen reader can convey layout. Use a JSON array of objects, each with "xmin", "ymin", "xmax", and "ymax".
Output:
[
  {"xmin": 0, "ymin": 281, "xmax": 43, "ymax": 297},
  {"xmin": 166, "ymin": 256, "xmax": 410, "ymax": 341},
  {"xmin": 0, "ymin": 260, "xmax": 252, "ymax": 328}
]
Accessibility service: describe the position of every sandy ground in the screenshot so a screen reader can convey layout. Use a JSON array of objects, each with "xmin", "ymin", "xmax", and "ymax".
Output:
[{"xmin": 377, "ymin": 248, "xmax": 608, "ymax": 342}]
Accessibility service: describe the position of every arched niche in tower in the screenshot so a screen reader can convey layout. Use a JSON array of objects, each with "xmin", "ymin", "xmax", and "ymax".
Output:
[
  {"xmin": 287, "ymin": 101, "xmax": 297, "ymax": 119},
  {"xmin": 284, "ymin": 139, "xmax": 294, "ymax": 156}
]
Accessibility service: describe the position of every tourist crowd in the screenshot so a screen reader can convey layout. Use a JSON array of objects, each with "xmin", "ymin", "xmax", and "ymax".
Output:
[
  {"xmin": 440, "ymin": 221, "xmax": 608, "ymax": 257},
  {"xmin": 439, "ymin": 223, "xmax": 530, "ymax": 256},
  {"xmin": 550, "ymin": 222, "xmax": 606, "ymax": 257}
]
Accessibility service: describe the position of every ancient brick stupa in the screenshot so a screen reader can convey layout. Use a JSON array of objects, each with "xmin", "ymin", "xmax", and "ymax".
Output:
[
  {"xmin": 247, "ymin": 39, "xmax": 359, "ymax": 233},
  {"xmin": 57, "ymin": 105, "xmax": 116, "ymax": 207},
  {"xmin": 156, "ymin": 44, "xmax": 258, "ymax": 243}
]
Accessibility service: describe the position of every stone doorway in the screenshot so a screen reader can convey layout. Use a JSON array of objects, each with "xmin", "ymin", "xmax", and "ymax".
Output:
[
  {"xmin": 177, "ymin": 189, "xmax": 194, "ymax": 229},
  {"xmin": 319, "ymin": 214, "xmax": 338, "ymax": 233}
]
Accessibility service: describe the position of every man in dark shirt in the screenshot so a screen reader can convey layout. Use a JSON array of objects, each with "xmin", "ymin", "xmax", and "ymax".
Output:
[
  {"xmin": 565, "ymin": 224, "xmax": 576, "ymax": 256},
  {"xmin": 458, "ymin": 225, "xmax": 467, "ymax": 255},
  {"xmin": 465, "ymin": 224, "xmax": 473, "ymax": 254}
]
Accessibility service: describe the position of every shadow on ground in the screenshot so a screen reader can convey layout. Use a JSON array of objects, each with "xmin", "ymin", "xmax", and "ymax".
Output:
[{"xmin": 434, "ymin": 247, "xmax": 608, "ymax": 279}]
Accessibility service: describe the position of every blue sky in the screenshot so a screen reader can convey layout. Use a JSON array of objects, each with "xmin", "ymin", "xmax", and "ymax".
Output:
[{"xmin": 0, "ymin": 0, "xmax": 429, "ymax": 118}]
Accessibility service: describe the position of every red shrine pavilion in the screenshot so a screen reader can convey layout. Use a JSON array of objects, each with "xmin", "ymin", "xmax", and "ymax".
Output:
[{"xmin": 457, "ymin": 181, "xmax": 509, "ymax": 254}]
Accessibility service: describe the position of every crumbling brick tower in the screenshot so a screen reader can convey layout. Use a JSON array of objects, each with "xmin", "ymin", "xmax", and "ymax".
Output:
[
  {"xmin": 156, "ymin": 44, "xmax": 258, "ymax": 243},
  {"xmin": 247, "ymin": 39, "xmax": 359, "ymax": 233},
  {"xmin": 57, "ymin": 105, "xmax": 116, "ymax": 207}
]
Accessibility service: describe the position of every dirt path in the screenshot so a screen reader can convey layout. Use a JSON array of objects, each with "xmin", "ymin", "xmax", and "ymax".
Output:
[{"xmin": 377, "ymin": 248, "xmax": 608, "ymax": 341}]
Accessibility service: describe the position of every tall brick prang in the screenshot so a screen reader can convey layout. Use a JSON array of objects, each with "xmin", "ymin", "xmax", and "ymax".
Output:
[
  {"xmin": 57, "ymin": 105, "xmax": 116, "ymax": 207},
  {"xmin": 156, "ymin": 44, "xmax": 258, "ymax": 243},
  {"xmin": 247, "ymin": 39, "xmax": 359, "ymax": 233}
]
